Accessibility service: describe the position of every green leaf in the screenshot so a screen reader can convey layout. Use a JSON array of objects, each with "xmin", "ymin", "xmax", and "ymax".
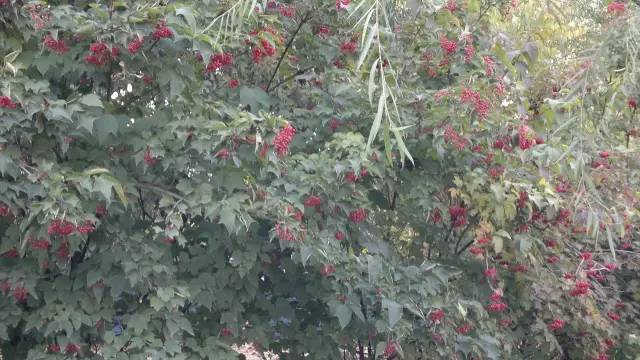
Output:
[
  {"xmin": 219, "ymin": 207, "xmax": 236, "ymax": 234},
  {"xmin": 93, "ymin": 176, "xmax": 113, "ymax": 201},
  {"xmin": 78, "ymin": 116, "xmax": 96, "ymax": 133},
  {"xmin": 492, "ymin": 236, "xmax": 503, "ymax": 254},
  {"xmin": 335, "ymin": 304, "xmax": 352, "ymax": 329},
  {"xmin": 94, "ymin": 115, "xmax": 120, "ymax": 143},
  {"xmin": 239, "ymin": 87, "xmax": 271, "ymax": 112},
  {"xmin": 176, "ymin": 7, "xmax": 198, "ymax": 32},
  {"xmin": 80, "ymin": 94, "xmax": 104, "ymax": 108},
  {"xmin": 96, "ymin": 174, "xmax": 128, "ymax": 206},
  {"xmin": 367, "ymin": 255, "xmax": 382, "ymax": 283},
  {"xmin": 86, "ymin": 269, "xmax": 102, "ymax": 287},
  {"xmin": 129, "ymin": 314, "xmax": 148, "ymax": 335},
  {"xmin": 385, "ymin": 300, "xmax": 402, "ymax": 328}
]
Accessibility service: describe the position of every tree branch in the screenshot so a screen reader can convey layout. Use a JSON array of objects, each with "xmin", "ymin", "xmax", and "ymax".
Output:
[
  {"xmin": 454, "ymin": 221, "xmax": 474, "ymax": 254},
  {"xmin": 268, "ymin": 66, "xmax": 314, "ymax": 92},
  {"xmin": 266, "ymin": 10, "xmax": 313, "ymax": 93},
  {"xmin": 457, "ymin": 239, "xmax": 475, "ymax": 255}
]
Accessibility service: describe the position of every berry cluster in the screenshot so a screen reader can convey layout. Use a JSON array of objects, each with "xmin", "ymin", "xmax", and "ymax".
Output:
[
  {"xmin": 85, "ymin": 42, "xmax": 117, "ymax": 66},
  {"xmin": 439, "ymin": 36, "xmax": 458, "ymax": 55},
  {"xmin": 456, "ymin": 323, "xmax": 472, "ymax": 334},
  {"xmin": 483, "ymin": 55, "xmax": 495, "ymax": 77},
  {"xmin": 0, "ymin": 96, "xmax": 18, "ymax": 109},
  {"xmin": 29, "ymin": 238, "xmax": 51, "ymax": 251},
  {"xmin": 443, "ymin": 124, "xmax": 469, "ymax": 150},
  {"xmin": 273, "ymin": 124, "xmax": 296, "ymax": 157},
  {"xmin": 429, "ymin": 308, "xmax": 444, "ymax": 322},
  {"xmin": 547, "ymin": 318, "xmax": 565, "ymax": 331},
  {"xmin": 444, "ymin": 0, "xmax": 458, "ymax": 12},
  {"xmin": 569, "ymin": 279, "xmax": 590, "ymax": 297},
  {"xmin": 303, "ymin": 195, "xmax": 322, "ymax": 207},
  {"xmin": 336, "ymin": 0, "xmax": 350, "ymax": 11},
  {"xmin": 348, "ymin": 208, "xmax": 367, "ymax": 223},
  {"xmin": 517, "ymin": 124, "xmax": 536, "ymax": 150},
  {"xmin": 127, "ymin": 36, "xmax": 143, "ymax": 54},
  {"xmin": 48, "ymin": 219, "xmax": 76, "ymax": 236},
  {"xmin": 487, "ymin": 290, "xmax": 507, "ymax": 312},
  {"xmin": 152, "ymin": 21, "xmax": 173, "ymax": 40},
  {"xmin": 320, "ymin": 264, "xmax": 336, "ymax": 277},
  {"xmin": 0, "ymin": 203, "xmax": 10, "ymax": 217},
  {"xmin": 317, "ymin": 25, "xmax": 331, "ymax": 38},
  {"xmin": 43, "ymin": 35, "xmax": 69, "ymax": 55},
  {"xmin": 607, "ymin": 1, "xmax": 625, "ymax": 14},
  {"xmin": 339, "ymin": 40, "xmax": 357, "ymax": 54},
  {"xmin": 275, "ymin": 222, "xmax": 296, "ymax": 242},
  {"xmin": 143, "ymin": 148, "xmax": 157, "ymax": 166},
  {"xmin": 449, "ymin": 204, "xmax": 467, "ymax": 227},
  {"xmin": 206, "ymin": 52, "xmax": 233, "ymax": 74}
]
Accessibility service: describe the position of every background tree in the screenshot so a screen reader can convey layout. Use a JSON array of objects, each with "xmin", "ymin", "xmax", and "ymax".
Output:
[{"xmin": 0, "ymin": 0, "xmax": 638, "ymax": 359}]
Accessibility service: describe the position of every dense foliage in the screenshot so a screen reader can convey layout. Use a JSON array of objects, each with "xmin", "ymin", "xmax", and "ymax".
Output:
[{"xmin": 0, "ymin": 0, "xmax": 639, "ymax": 359}]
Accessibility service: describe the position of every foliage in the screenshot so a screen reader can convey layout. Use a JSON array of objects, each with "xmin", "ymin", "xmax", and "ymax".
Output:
[{"xmin": 0, "ymin": 0, "xmax": 638, "ymax": 359}]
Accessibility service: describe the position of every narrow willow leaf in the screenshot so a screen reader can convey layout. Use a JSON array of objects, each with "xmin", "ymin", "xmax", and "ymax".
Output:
[
  {"xmin": 357, "ymin": 23, "xmax": 377, "ymax": 71},
  {"xmin": 347, "ymin": 0, "xmax": 371, "ymax": 20},
  {"xmin": 368, "ymin": 59, "xmax": 379, "ymax": 105},
  {"xmin": 247, "ymin": 0, "xmax": 258, "ymax": 16},
  {"xmin": 367, "ymin": 84, "xmax": 386, "ymax": 150},
  {"xmin": 388, "ymin": 86, "xmax": 401, "ymax": 123},
  {"xmin": 383, "ymin": 117, "xmax": 392, "ymax": 164},
  {"xmin": 359, "ymin": 8, "xmax": 375, "ymax": 47},
  {"xmin": 605, "ymin": 226, "xmax": 617, "ymax": 261},
  {"xmin": 392, "ymin": 126, "xmax": 414, "ymax": 166},
  {"xmin": 83, "ymin": 168, "xmax": 110, "ymax": 176}
]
